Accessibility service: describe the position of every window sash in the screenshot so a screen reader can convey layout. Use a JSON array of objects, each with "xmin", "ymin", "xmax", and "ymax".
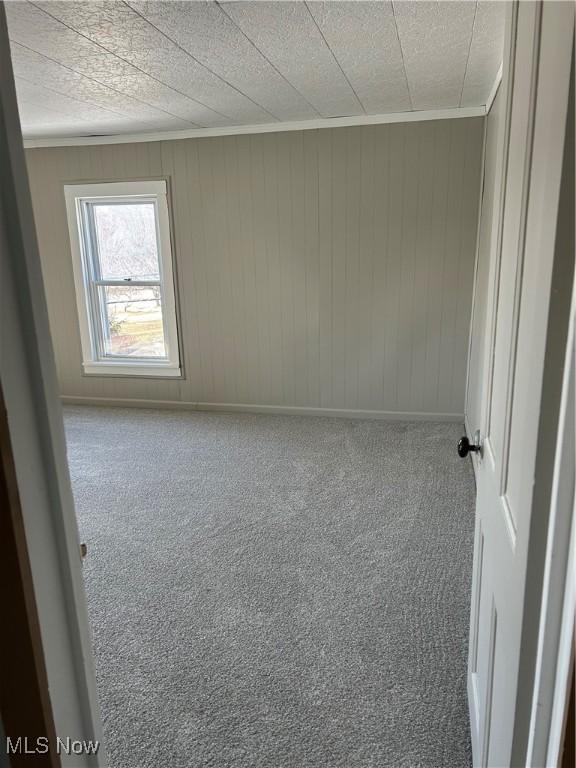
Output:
[
  {"xmin": 92, "ymin": 280, "xmax": 161, "ymax": 287},
  {"xmin": 80, "ymin": 197, "xmax": 161, "ymax": 281},
  {"xmin": 88, "ymin": 281, "xmax": 168, "ymax": 364},
  {"xmin": 64, "ymin": 180, "xmax": 181, "ymax": 377},
  {"xmin": 81, "ymin": 198, "xmax": 169, "ymax": 363}
]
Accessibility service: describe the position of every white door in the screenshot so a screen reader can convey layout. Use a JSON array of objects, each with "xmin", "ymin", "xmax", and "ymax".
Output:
[{"xmin": 467, "ymin": 2, "xmax": 574, "ymax": 766}]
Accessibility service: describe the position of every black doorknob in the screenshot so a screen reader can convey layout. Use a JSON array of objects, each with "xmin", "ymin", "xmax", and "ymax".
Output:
[{"xmin": 458, "ymin": 436, "xmax": 480, "ymax": 458}]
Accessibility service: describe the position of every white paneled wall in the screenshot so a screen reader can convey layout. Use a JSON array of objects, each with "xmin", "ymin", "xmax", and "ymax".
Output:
[{"xmin": 26, "ymin": 117, "xmax": 483, "ymax": 416}]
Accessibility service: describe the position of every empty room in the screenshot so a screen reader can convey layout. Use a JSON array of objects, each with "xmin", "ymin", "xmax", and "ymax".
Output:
[{"xmin": 1, "ymin": 2, "xmax": 574, "ymax": 768}]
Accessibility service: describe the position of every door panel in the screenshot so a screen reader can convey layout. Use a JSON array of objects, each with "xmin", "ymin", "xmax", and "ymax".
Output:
[
  {"xmin": 467, "ymin": 2, "xmax": 574, "ymax": 765},
  {"xmin": 487, "ymin": 1, "xmax": 539, "ymax": 503}
]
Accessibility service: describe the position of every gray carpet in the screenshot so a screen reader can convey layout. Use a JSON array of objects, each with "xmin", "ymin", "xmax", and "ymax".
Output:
[{"xmin": 64, "ymin": 407, "xmax": 475, "ymax": 768}]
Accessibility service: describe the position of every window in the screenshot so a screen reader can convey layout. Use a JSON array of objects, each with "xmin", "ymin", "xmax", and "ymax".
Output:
[{"xmin": 64, "ymin": 180, "xmax": 181, "ymax": 377}]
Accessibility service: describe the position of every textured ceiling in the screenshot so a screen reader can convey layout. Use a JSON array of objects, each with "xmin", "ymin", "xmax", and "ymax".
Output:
[{"xmin": 6, "ymin": 0, "xmax": 505, "ymax": 141}]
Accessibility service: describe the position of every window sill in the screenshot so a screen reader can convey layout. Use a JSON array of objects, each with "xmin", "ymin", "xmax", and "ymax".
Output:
[{"xmin": 82, "ymin": 362, "xmax": 181, "ymax": 378}]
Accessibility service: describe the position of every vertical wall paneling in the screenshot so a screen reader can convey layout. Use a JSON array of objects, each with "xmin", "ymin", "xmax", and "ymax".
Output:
[{"xmin": 26, "ymin": 118, "xmax": 484, "ymax": 416}]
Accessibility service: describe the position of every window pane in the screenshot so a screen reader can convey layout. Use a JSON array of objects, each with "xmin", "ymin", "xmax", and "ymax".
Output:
[
  {"xmin": 99, "ymin": 285, "xmax": 166, "ymax": 358},
  {"xmin": 92, "ymin": 203, "xmax": 160, "ymax": 280}
]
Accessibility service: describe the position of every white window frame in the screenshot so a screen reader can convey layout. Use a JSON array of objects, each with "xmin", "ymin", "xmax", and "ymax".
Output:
[{"xmin": 64, "ymin": 180, "xmax": 181, "ymax": 377}]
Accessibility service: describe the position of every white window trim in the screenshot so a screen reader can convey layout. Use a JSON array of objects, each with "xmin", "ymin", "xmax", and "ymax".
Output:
[{"xmin": 64, "ymin": 180, "xmax": 181, "ymax": 377}]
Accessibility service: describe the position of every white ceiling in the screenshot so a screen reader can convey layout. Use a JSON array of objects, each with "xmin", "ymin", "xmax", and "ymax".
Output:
[{"xmin": 6, "ymin": 0, "xmax": 505, "ymax": 141}]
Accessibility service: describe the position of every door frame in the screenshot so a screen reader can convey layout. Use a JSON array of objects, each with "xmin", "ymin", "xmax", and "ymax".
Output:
[
  {"xmin": 0, "ymin": 4, "xmax": 104, "ymax": 765},
  {"xmin": 0, "ymin": 383, "xmax": 61, "ymax": 767},
  {"xmin": 527, "ymin": 49, "xmax": 575, "ymax": 762}
]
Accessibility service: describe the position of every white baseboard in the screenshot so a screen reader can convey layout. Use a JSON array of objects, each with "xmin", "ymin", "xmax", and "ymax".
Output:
[{"xmin": 61, "ymin": 395, "xmax": 464, "ymax": 423}]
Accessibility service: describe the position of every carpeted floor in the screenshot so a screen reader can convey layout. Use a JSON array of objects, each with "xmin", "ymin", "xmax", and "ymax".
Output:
[{"xmin": 64, "ymin": 407, "xmax": 475, "ymax": 768}]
